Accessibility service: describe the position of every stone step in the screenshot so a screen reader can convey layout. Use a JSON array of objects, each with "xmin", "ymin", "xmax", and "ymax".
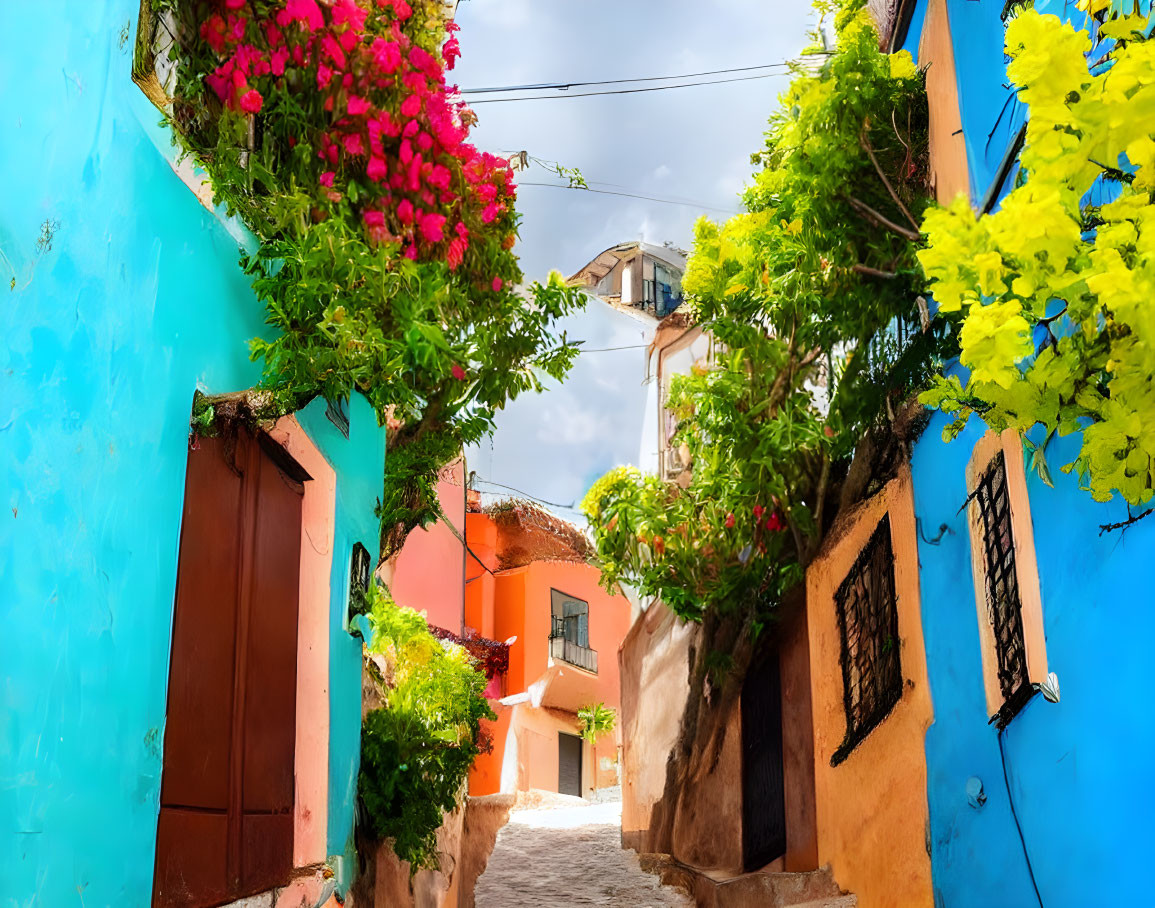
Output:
[{"xmin": 638, "ymin": 856, "xmax": 854, "ymax": 908}]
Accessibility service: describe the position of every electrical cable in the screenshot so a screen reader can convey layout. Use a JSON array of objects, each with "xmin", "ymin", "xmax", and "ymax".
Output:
[
  {"xmin": 460, "ymin": 61, "xmax": 795, "ymax": 94},
  {"xmin": 997, "ymin": 728, "xmax": 1045, "ymax": 908},
  {"xmin": 576, "ymin": 343, "xmax": 650, "ymax": 353},
  {"xmin": 517, "ymin": 181, "xmax": 739, "ymax": 214},
  {"xmin": 467, "ymin": 71, "xmax": 787, "ymax": 104},
  {"xmin": 471, "ymin": 477, "xmax": 575, "ymax": 510}
]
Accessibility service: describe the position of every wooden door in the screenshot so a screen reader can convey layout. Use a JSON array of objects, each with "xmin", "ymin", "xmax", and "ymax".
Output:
[
  {"xmin": 742, "ymin": 649, "xmax": 787, "ymax": 871},
  {"xmin": 153, "ymin": 429, "xmax": 306, "ymax": 907},
  {"xmin": 558, "ymin": 732, "xmax": 583, "ymax": 798}
]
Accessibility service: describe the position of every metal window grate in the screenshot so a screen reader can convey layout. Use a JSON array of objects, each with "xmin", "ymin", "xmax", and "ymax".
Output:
[
  {"xmin": 974, "ymin": 452, "xmax": 1031, "ymax": 722},
  {"xmin": 832, "ymin": 514, "xmax": 902, "ymax": 765}
]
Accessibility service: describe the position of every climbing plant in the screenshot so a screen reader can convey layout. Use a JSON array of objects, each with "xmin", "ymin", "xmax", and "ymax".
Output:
[
  {"xmin": 359, "ymin": 582, "xmax": 494, "ymax": 869},
  {"xmin": 583, "ymin": 0, "xmax": 941, "ymax": 625},
  {"xmin": 146, "ymin": 0, "xmax": 585, "ymax": 556},
  {"xmin": 919, "ymin": 3, "xmax": 1155, "ymax": 507}
]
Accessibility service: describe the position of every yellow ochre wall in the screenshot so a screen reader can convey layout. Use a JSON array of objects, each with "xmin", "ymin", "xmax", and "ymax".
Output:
[{"xmin": 806, "ymin": 466, "xmax": 934, "ymax": 908}]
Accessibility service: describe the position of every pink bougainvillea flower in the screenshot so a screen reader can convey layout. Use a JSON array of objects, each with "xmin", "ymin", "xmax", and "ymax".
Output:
[
  {"xmin": 270, "ymin": 47, "xmax": 290, "ymax": 75},
  {"xmin": 319, "ymin": 171, "xmax": 336, "ymax": 187},
  {"xmin": 403, "ymin": 243, "xmax": 418, "ymax": 260},
  {"xmin": 370, "ymin": 37, "xmax": 402, "ymax": 73},
  {"xmin": 397, "ymin": 199, "xmax": 414, "ymax": 224},
  {"xmin": 480, "ymin": 202, "xmax": 502, "ymax": 224},
  {"xmin": 400, "ymin": 94, "xmax": 421, "ymax": 118},
  {"xmin": 317, "ymin": 64, "xmax": 334, "ymax": 89},
  {"xmin": 491, "ymin": 276, "xmax": 503, "ymax": 292},
  {"xmin": 725, "ymin": 513, "xmax": 735, "ymax": 529},
  {"xmin": 239, "ymin": 88, "xmax": 263, "ymax": 113},
  {"xmin": 225, "ymin": 0, "xmax": 246, "ymax": 9},
  {"xmin": 753, "ymin": 504, "xmax": 764, "ymax": 520},
  {"xmin": 418, "ymin": 211, "xmax": 446, "ymax": 243},
  {"xmin": 277, "ymin": 0, "xmax": 325, "ymax": 32},
  {"xmin": 332, "ymin": 0, "xmax": 369, "ymax": 30},
  {"xmin": 442, "ymin": 35, "xmax": 460, "ymax": 69},
  {"xmin": 347, "ymin": 95, "xmax": 371, "ymax": 116},
  {"xmin": 321, "ymin": 32, "xmax": 346, "ymax": 69},
  {"xmin": 341, "ymin": 132, "xmax": 364, "ymax": 156},
  {"xmin": 455, "ymin": 221, "xmax": 468, "ymax": 240},
  {"xmin": 451, "ymin": 364, "xmax": 467, "ymax": 381},
  {"xmin": 446, "ymin": 237, "xmax": 466, "ymax": 270},
  {"xmin": 367, "ymin": 154, "xmax": 388, "ymax": 182},
  {"xmin": 363, "ymin": 210, "xmax": 385, "ymax": 228}
]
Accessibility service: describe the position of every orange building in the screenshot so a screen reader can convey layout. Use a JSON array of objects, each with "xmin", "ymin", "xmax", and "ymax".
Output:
[
  {"xmin": 386, "ymin": 475, "xmax": 632, "ymax": 800},
  {"xmin": 463, "ymin": 498, "xmax": 632, "ymax": 799}
]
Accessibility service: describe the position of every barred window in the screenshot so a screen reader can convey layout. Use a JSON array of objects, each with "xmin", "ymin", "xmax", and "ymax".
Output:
[
  {"xmin": 832, "ymin": 515, "xmax": 902, "ymax": 765},
  {"xmin": 973, "ymin": 451, "xmax": 1031, "ymax": 723}
]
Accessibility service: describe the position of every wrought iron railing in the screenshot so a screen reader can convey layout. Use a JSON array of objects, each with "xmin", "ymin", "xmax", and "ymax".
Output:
[{"xmin": 549, "ymin": 627, "xmax": 598, "ymax": 673}]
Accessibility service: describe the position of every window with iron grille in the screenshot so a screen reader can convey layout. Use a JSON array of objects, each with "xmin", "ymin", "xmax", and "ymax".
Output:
[
  {"xmin": 832, "ymin": 514, "xmax": 902, "ymax": 766},
  {"xmin": 974, "ymin": 451, "xmax": 1031, "ymax": 724}
]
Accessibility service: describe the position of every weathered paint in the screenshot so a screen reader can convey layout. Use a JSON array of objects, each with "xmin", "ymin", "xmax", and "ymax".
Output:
[
  {"xmin": 0, "ymin": 3, "xmax": 385, "ymax": 901},
  {"xmin": 805, "ymin": 467, "xmax": 934, "ymax": 908}
]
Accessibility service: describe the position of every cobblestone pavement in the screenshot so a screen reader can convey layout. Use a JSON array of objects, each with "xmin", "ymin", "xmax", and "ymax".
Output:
[{"xmin": 474, "ymin": 799, "xmax": 692, "ymax": 907}]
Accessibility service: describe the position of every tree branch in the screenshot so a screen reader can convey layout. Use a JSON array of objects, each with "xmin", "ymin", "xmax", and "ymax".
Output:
[
  {"xmin": 860, "ymin": 127, "xmax": 921, "ymax": 232},
  {"xmin": 1098, "ymin": 508, "xmax": 1153, "ymax": 536},
  {"xmin": 852, "ymin": 263, "xmax": 898, "ymax": 279},
  {"xmin": 845, "ymin": 196, "xmax": 922, "ymax": 242}
]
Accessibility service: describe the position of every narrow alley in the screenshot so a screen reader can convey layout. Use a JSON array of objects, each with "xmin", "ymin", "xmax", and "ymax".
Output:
[{"xmin": 474, "ymin": 795, "xmax": 691, "ymax": 908}]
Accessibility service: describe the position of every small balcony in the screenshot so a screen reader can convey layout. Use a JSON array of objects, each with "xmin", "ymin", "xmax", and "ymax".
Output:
[{"xmin": 549, "ymin": 618, "xmax": 598, "ymax": 673}]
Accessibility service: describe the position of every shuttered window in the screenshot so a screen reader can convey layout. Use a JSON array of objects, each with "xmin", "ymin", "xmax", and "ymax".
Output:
[{"xmin": 153, "ymin": 428, "xmax": 306, "ymax": 907}]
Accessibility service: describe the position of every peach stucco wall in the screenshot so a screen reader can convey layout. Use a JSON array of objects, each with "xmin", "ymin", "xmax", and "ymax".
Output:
[
  {"xmin": 920, "ymin": 0, "xmax": 970, "ymax": 204},
  {"xmin": 391, "ymin": 462, "xmax": 466, "ymax": 634},
  {"xmin": 806, "ymin": 466, "xmax": 934, "ymax": 908},
  {"xmin": 268, "ymin": 416, "xmax": 333, "ymax": 868}
]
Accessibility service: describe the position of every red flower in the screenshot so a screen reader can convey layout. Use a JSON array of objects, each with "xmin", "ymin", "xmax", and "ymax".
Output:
[
  {"xmin": 347, "ymin": 95, "xmax": 370, "ymax": 116},
  {"xmin": 397, "ymin": 199, "xmax": 414, "ymax": 224},
  {"xmin": 753, "ymin": 504, "xmax": 764, "ymax": 521},
  {"xmin": 239, "ymin": 88, "xmax": 263, "ymax": 113},
  {"xmin": 225, "ymin": 0, "xmax": 246, "ymax": 10},
  {"xmin": 725, "ymin": 513, "xmax": 735, "ymax": 529},
  {"xmin": 319, "ymin": 171, "xmax": 336, "ymax": 187},
  {"xmin": 363, "ymin": 210, "xmax": 385, "ymax": 228},
  {"xmin": 492, "ymin": 276, "xmax": 503, "ymax": 292},
  {"xmin": 451, "ymin": 363, "xmax": 467, "ymax": 380},
  {"xmin": 766, "ymin": 513, "xmax": 784, "ymax": 532}
]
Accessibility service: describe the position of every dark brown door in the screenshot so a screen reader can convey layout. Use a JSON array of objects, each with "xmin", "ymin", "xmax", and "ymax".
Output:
[
  {"xmin": 558, "ymin": 732, "xmax": 583, "ymax": 797},
  {"xmin": 742, "ymin": 649, "xmax": 787, "ymax": 871},
  {"xmin": 154, "ymin": 429, "xmax": 306, "ymax": 907}
]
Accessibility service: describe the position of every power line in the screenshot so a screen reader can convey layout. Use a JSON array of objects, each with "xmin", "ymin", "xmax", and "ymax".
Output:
[
  {"xmin": 577, "ymin": 343, "xmax": 649, "ymax": 353},
  {"xmin": 518, "ymin": 181, "xmax": 739, "ymax": 214},
  {"xmin": 471, "ymin": 478, "xmax": 576, "ymax": 510},
  {"xmin": 467, "ymin": 71, "xmax": 786, "ymax": 104},
  {"xmin": 460, "ymin": 61, "xmax": 795, "ymax": 95}
]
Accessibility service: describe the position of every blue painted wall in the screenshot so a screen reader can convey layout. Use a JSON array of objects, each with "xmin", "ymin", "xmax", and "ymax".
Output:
[
  {"xmin": 0, "ymin": 3, "xmax": 384, "ymax": 902},
  {"xmin": 900, "ymin": 3, "xmax": 1155, "ymax": 904}
]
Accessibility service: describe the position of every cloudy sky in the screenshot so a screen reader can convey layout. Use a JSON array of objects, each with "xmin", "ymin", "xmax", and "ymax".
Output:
[{"xmin": 456, "ymin": 0, "xmax": 815, "ymax": 520}]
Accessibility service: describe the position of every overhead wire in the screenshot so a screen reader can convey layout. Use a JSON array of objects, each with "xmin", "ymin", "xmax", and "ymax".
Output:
[
  {"xmin": 459, "ymin": 61, "xmax": 796, "ymax": 95},
  {"xmin": 517, "ymin": 181, "xmax": 739, "ymax": 214},
  {"xmin": 467, "ymin": 71, "xmax": 789, "ymax": 104}
]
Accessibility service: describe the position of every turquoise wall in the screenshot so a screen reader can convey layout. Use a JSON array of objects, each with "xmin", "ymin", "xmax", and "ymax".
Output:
[
  {"xmin": 901, "ymin": 2, "xmax": 1155, "ymax": 904},
  {"xmin": 0, "ymin": 2, "xmax": 383, "ymax": 902}
]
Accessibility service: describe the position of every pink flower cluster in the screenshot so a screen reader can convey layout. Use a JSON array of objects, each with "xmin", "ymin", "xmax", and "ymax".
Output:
[{"xmin": 197, "ymin": 0, "xmax": 515, "ymax": 277}]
